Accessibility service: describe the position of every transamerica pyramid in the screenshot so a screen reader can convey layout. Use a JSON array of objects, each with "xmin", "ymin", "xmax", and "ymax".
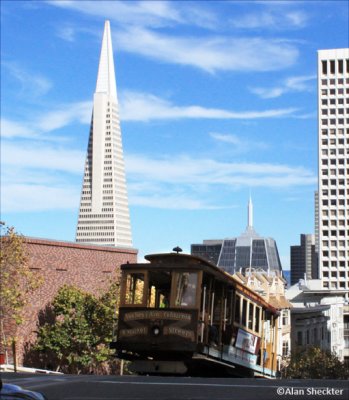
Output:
[{"xmin": 76, "ymin": 21, "xmax": 132, "ymax": 247}]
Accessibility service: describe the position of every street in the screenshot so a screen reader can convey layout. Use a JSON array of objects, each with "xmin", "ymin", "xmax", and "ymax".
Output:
[{"xmin": 1, "ymin": 373, "xmax": 348, "ymax": 400}]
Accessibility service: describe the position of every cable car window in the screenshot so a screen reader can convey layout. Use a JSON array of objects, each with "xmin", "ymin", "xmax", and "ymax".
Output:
[
  {"xmin": 255, "ymin": 307, "xmax": 260, "ymax": 333},
  {"xmin": 147, "ymin": 271, "xmax": 172, "ymax": 308},
  {"xmin": 148, "ymin": 285, "xmax": 156, "ymax": 307},
  {"xmin": 248, "ymin": 303, "xmax": 254, "ymax": 330},
  {"xmin": 174, "ymin": 272, "xmax": 198, "ymax": 307},
  {"xmin": 234, "ymin": 294, "xmax": 241, "ymax": 323},
  {"xmin": 242, "ymin": 298, "xmax": 247, "ymax": 326},
  {"xmin": 125, "ymin": 273, "xmax": 145, "ymax": 305}
]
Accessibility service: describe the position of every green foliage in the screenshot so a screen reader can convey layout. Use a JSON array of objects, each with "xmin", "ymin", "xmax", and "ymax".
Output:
[
  {"xmin": 34, "ymin": 284, "xmax": 119, "ymax": 374},
  {"xmin": 0, "ymin": 223, "xmax": 42, "ymax": 346},
  {"xmin": 285, "ymin": 347, "xmax": 349, "ymax": 379}
]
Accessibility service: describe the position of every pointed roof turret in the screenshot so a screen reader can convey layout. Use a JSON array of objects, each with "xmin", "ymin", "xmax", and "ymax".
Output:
[{"xmin": 95, "ymin": 20, "xmax": 117, "ymax": 100}]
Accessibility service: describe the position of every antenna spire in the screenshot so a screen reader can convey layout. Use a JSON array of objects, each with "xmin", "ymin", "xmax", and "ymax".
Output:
[{"xmin": 248, "ymin": 195, "xmax": 253, "ymax": 229}]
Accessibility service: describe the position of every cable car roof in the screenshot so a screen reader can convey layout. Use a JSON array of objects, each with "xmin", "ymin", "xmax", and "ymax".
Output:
[{"xmin": 121, "ymin": 252, "xmax": 279, "ymax": 314}]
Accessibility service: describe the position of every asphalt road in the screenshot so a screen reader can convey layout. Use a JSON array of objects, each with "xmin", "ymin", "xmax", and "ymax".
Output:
[{"xmin": 1, "ymin": 373, "xmax": 348, "ymax": 400}]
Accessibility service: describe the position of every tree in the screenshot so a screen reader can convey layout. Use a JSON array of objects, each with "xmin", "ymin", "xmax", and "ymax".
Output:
[
  {"xmin": 0, "ymin": 223, "xmax": 41, "ymax": 360},
  {"xmin": 284, "ymin": 347, "xmax": 349, "ymax": 379},
  {"xmin": 33, "ymin": 283, "xmax": 119, "ymax": 374}
]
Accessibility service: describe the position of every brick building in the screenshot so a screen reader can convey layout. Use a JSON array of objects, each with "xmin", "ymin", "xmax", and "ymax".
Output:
[{"xmin": 2, "ymin": 237, "xmax": 137, "ymax": 366}]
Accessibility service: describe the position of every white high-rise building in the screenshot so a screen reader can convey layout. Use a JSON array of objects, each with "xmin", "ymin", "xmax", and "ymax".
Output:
[
  {"xmin": 317, "ymin": 49, "xmax": 349, "ymax": 293},
  {"xmin": 76, "ymin": 21, "xmax": 132, "ymax": 247}
]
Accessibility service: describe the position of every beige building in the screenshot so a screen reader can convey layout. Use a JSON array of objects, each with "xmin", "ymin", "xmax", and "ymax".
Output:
[{"xmin": 233, "ymin": 268, "xmax": 292, "ymax": 371}]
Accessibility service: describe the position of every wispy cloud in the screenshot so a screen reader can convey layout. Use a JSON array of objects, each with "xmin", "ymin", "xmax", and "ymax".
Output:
[
  {"xmin": 249, "ymin": 75, "xmax": 316, "ymax": 99},
  {"xmin": 2, "ymin": 183, "xmax": 79, "ymax": 213},
  {"xmin": 48, "ymin": 0, "xmax": 184, "ymax": 28},
  {"xmin": 130, "ymin": 192, "xmax": 219, "ymax": 210},
  {"xmin": 2, "ymin": 89, "xmax": 297, "ymax": 142},
  {"xmin": 293, "ymin": 111, "xmax": 317, "ymax": 120},
  {"xmin": 230, "ymin": 10, "xmax": 308, "ymax": 30},
  {"xmin": 1, "ymin": 142, "xmax": 83, "ymax": 213},
  {"xmin": 48, "ymin": 0, "xmax": 222, "ymax": 30},
  {"xmin": 48, "ymin": 1, "xmax": 300, "ymax": 72},
  {"xmin": 3, "ymin": 140, "xmax": 315, "ymax": 188},
  {"xmin": 126, "ymin": 154, "xmax": 316, "ymax": 188},
  {"xmin": 2, "ymin": 142, "xmax": 84, "ymax": 174},
  {"xmin": 1, "ymin": 101, "xmax": 91, "ymax": 139},
  {"xmin": 36, "ymin": 101, "xmax": 91, "ymax": 131},
  {"xmin": 120, "ymin": 91, "xmax": 297, "ymax": 121},
  {"xmin": 210, "ymin": 132, "xmax": 269, "ymax": 153},
  {"xmin": 2, "ymin": 62, "xmax": 52, "ymax": 98},
  {"xmin": 1, "ymin": 119, "xmax": 38, "ymax": 139},
  {"xmin": 125, "ymin": 153, "xmax": 316, "ymax": 208},
  {"xmin": 56, "ymin": 25, "xmax": 76, "ymax": 42},
  {"xmin": 115, "ymin": 27, "xmax": 299, "ymax": 73},
  {"xmin": 1, "ymin": 137, "xmax": 316, "ymax": 212}
]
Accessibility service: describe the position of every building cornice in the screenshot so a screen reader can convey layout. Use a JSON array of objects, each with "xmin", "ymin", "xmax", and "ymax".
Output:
[{"xmin": 23, "ymin": 236, "xmax": 138, "ymax": 255}]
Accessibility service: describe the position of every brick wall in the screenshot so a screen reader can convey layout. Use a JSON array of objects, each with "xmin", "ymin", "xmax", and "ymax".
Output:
[{"xmin": 2, "ymin": 237, "xmax": 137, "ymax": 366}]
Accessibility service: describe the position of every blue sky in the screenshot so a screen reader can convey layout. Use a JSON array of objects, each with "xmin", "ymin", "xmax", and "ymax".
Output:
[{"xmin": 1, "ymin": 1, "xmax": 348, "ymax": 268}]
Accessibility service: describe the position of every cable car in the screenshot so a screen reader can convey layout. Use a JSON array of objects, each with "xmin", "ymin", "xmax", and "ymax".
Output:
[{"xmin": 111, "ymin": 253, "xmax": 279, "ymax": 377}]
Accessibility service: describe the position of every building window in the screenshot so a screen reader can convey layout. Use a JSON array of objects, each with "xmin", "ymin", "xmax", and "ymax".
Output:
[
  {"xmin": 297, "ymin": 331, "xmax": 303, "ymax": 346},
  {"xmin": 313, "ymin": 328, "xmax": 318, "ymax": 344},
  {"xmin": 330, "ymin": 60, "xmax": 335, "ymax": 74},
  {"xmin": 322, "ymin": 60, "xmax": 327, "ymax": 75},
  {"xmin": 282, "ymin": 341, "xmax": 289, "ymax": 357}
]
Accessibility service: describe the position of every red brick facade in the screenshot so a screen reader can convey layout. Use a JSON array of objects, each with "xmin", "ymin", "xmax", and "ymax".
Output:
[{"xmin": 2, "ymin": 237, "xmax": 137, "ymax": 366}]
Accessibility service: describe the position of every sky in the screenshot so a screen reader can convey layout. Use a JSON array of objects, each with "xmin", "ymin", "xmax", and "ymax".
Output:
[{"xmin": 1, "ymin": 0, "xmax": 348, "ymax": 268}]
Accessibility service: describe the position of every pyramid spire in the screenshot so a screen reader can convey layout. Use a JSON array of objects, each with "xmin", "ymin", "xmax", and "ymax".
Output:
[
  {"xmin": 95, "ymin": 20, "xmax": 117, "ymax": 100},
  {"xmin": 76, "ymin": 21, "xmax": 132, "ymax": 248}
]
